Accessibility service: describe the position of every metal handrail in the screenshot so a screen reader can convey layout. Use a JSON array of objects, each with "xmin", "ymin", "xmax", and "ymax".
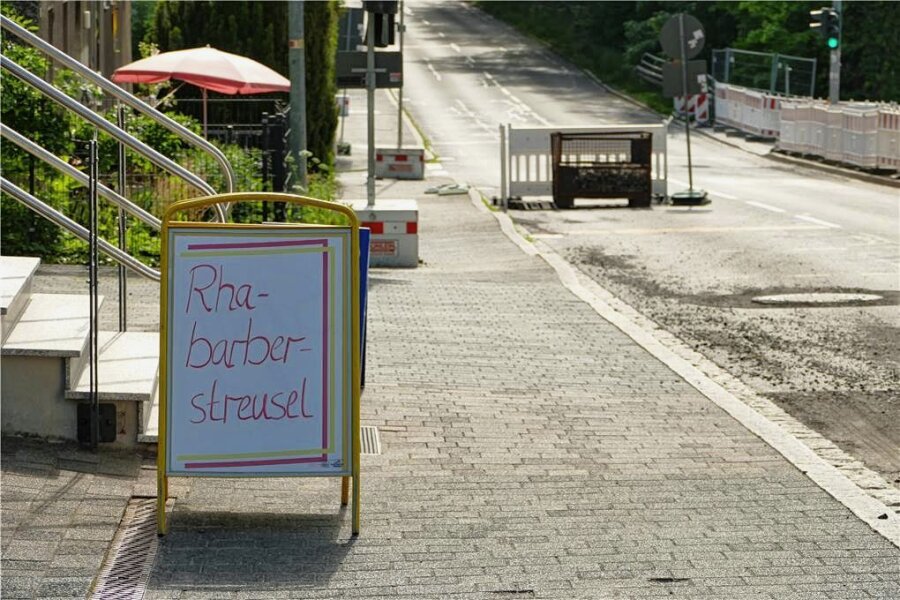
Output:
[
  {"xmin": 1, "ymin": 178, "xmax": 161, "ymax": 281},
  {"xmin": 0, "ymin": 14, "xmax": 235, "ymax": 195},
  {"xmin": 1, "ymin": 124, "xmax": 162, "ymax": 230},
  {"xmin": 1, "ymin": 54, "xmax": 227, "ymax": 222}
]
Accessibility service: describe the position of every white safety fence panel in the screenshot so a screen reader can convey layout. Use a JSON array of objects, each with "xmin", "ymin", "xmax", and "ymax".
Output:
[
  {"xmin": 503, "ymin": 124, "xmax": 668, "ymax": 200},
  {"xmin": 777, "ymin": 98, "xmax": 898, "ymax": 171},
  {"xmin": 878, "ymin": 110, "xmax": 900, "ymax": 171}
]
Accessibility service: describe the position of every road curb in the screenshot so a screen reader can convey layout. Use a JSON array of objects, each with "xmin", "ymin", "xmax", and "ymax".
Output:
[
  {"xmin": 681, "ymin": 119, "xmax": 900, "ymax": 189},
  {"xmin": 472, "ymin": 184, "xmax": 900, "ymax": 548}
]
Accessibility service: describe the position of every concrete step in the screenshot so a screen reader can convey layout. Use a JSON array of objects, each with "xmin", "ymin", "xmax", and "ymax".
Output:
[
  {"xmin": 66, "ymin": 331, "xmax": 159, "ymax": 402},
  {"xmin": 139, "ymin": 385, "xmax": 159, "ymax": 444},
  {"xmin": 1, "ymin": 292, "xmax": 104, "ymax": 358},
  {"xmin": 1, "ymin": 256, "xmax": 41, "ymax": 341},
  {"xmin": 2, "ymin": 292, "xmax": 104, "ymax": 441}
]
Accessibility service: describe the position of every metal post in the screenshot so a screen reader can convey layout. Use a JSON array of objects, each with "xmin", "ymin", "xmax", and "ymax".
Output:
[
  {"xmin": 289, "ymin": 0, "xmax": 308, "ymax": 190},
  {"xmin": 88, "ymin": 139, "xmax": 100, "ymax": 449},
  {"xmin": 202, "ymin": 89, "xmax": 208, "ymax": 138},
  {"xmin": 810, "ymin": 59, "xmax": 817, "ymax": 98},
  {"xmin": 397, "ymin": 0, "xmax": 404, "ymax": 149},
  {"xmin": 499, "ymin": 123, "xmax": 507, "ymax": 209},
  {"xmin": 366, "ymin": 9, "xmax": 376, "ymax": 209},
  {"xmin": 338, "ymin": 8, "xmax": 353, "ymax": 148},
  {"xmin": 678, "ymin": 14, "xmax": 694, "ymax": 191},
  {"xmin": 723, "ymin": 49, "xmax": 729, "ymax": 84},
  {"xmin": 261, "ymin": 112, "xmax": 270, "ymax": 221},
  {"xmin": 116, "ymin": 106, "xmax": 127, "ymax": 332},
  {"xmin": 785, "ymin": 64, "xmax": 791, "ymax": 96},
  {"xmin": 829, "ymin": 1, "xmax": 841, "ymax": 105},
  {"xmin": 769, "ymin": 53, "xmax": 779, "ymax": 93}
]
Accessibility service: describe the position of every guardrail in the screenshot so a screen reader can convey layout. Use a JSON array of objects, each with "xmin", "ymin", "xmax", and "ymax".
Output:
[{"xmin": 500, "ymin": 123, "xmax": 668, "ymax": 203}]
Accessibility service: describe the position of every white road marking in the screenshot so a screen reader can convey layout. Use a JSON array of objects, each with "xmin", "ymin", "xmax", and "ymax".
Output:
[
  {"xmin": 438, "ymin": 31, "xmax": 445, "ymax": 38},
  {"xmin": 426, "ymin": 61, "xmax": 442, "ymax": 82},
  {"xmin": 499, "ymin": 46, "xmax": 507, "ymax": 52},
  {"xmin": 795, "ymin": 214, "xmax": 842, "ymax": 229},
  {"xmin": 482, "ymin": 72, "xmax": 550, "ymax": 126},
  {"xmin": 422, "ymin": 19, "xmax": 430, "ymax": 25},
  {"xmin": 558, "ymin": 224, "xmax": 828, "ymax": 236},
  {"xmin": 667, "ymin": 178, "xmax": 738, "ymax": 200},
  {"xmin": 450, "ymin": 43, "xmax": 461, "ymax": 53},
  {"xmin": 745, "ymin": 200, "xmax": 786, "ymax": 213},
  {"xmin": 465, "ymin": 56, "xmax": 475, "ymax": 66}
]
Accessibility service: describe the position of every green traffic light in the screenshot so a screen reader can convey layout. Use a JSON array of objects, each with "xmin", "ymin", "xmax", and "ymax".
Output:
[{"xmin": 827, "ymin": 37, "xmax": 839, "ymax": 49}]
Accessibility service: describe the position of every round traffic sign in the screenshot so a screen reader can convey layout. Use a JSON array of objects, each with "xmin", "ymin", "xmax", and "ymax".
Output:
[{"xmin": 659, "ymin": 13, "xmax": 705, "ymax": 60}]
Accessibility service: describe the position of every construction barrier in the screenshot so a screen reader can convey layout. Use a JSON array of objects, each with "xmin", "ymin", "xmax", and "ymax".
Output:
[
  {"xmin": 714, "ymin": 83, "xmax": 780, "ymax": 139},
  {"xmin": 352, "ymin": 199, "xmax": 419, "ymax": 268},
  {"xmin": 674, "ymin": 94, "xmax": 710, "ymax": 125},
  {"xmin": 500, "ymin": 124, "xmax": 668, "ymax": 202},
  {"xmin": 374, "ymin": 148, "xmax": 425, "ymax": 180},
  {"xmin": 778, "ymin": 100, "xmax": 900, "ymax": 171}
]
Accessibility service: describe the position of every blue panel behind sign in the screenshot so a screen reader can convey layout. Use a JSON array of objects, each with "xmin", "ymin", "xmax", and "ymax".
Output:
[{"xmin": 359, "ymin": 228, "xmax": 370, "ymax": 389}]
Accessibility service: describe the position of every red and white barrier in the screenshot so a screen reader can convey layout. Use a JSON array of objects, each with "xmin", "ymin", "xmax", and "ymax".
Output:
[
  {"xmin": 778, "ymin": 99, "xmax": 898, "ymax": 171},
  {"xmin": 352, "ymin": 199, "xmax": 419, "ymax": 268},
  {"xmin": 673, "ymin": 94, "xmax": 709, "ymax": 124},
  {"xmin": 374, "ymin": 148, "xmax": 425, "ymax": 180}
]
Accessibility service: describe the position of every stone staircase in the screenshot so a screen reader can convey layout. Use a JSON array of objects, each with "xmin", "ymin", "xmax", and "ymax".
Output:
[{"xmin": 1, "ymin": 255, "xmax": 159, "ymax": 446}]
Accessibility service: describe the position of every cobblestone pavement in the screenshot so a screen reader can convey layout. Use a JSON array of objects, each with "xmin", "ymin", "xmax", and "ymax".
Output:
[
  {"xmin": 143, "ymin": 108, "xmax": 900, "ymax": 596},
  {"xmin": 3, "ymin": 90, "xmax": 899, "ymax": 599},
  {"xmin": 0, "ymin": 437, "xmax": 149, "ymax": 599}
]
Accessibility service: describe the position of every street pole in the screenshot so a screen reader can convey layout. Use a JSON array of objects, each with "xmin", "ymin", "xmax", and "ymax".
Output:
[
  {"xmin": 289, "ymin": 0, "xmax": 308, "ymax": 191},
  {"xmin": 678, "ymin": 13, "xmax": 694, "ymax": 191},
  {"xmin": 829, "ymin": 0, "xmax": 841, "ymax": 105},
  {"xmin": 366, "ymin": 9, "xmax": 376, "ymax": 208},
  {"xmin": 397, "ymin": 0, "xmax": 404, "ymax": 149}
]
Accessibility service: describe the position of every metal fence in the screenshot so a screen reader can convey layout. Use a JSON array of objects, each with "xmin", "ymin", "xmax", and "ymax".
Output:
[{"xmin": 712, "ymin": 48, "xmax": 816, "ymax": 98}]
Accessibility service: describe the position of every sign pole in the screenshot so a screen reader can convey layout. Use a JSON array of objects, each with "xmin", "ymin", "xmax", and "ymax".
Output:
[
  {"xmin": 366, "ymin": 11, "xmax": 377, "ymax": 208},
  {"xmin": 829, "ymin": 0, "xmax": 841, "ymax": 104},
  {"xmin": 397, "ymin": 0, "xmax": 404, "ymax": 149},
  {"xmin": 678, "ymin": 13, "xmax": 694, "ymax": 192}
]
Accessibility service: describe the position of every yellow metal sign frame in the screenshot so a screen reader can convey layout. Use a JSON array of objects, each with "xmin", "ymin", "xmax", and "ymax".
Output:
[{"xmin": 157, "ymin": 192, "xmax": 361, "ymax": 535}]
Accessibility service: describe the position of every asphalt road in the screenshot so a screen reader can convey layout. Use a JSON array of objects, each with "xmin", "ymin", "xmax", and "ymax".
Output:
[{"xmin": 399, "ymin": 1, "xmax": 900, "ymax": 488}]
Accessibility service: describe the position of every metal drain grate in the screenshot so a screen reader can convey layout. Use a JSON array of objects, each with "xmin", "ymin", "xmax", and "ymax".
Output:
[
  {"xmin": 91, "ymin": 498, "xmax": 158, "ymax": 600},
  {"xmin": 360, "ymin": 426, "xmax": 382, "ymax": 455}
]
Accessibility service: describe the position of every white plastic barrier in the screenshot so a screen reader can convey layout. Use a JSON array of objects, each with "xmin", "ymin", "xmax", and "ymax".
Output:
[
  {"xmin": 877, "ymin": 110, "xmax": 900, "ymax": 171},
  {"xmin": 778, "ymin": 100, "xmax": 899, "ymax": 171},
  {"xmin": 714, "ymin": 83, "xmax": 780, "ymax": 138},
  {"xmin": 500, "ymin": 124, "xmax": 668, "ymax": 201}
]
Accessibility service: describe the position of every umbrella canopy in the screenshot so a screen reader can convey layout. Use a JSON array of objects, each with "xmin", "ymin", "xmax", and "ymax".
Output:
[{"xmin": 112, "ymin": 46, "xmax": 290, "ymax": 95}]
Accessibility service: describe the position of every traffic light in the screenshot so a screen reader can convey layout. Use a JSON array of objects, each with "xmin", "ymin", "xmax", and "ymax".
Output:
[
  {"xmin": 810, "ymin": 7, "xmax": 840, "ymax": 49},
  {"xmin": 364, "ymin": 0, "xmax": 397, "ymax": 47}
]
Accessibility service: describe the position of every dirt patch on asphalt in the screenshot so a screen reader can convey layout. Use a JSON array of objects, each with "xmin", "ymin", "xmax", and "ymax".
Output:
[{"xmin": 567, "ymin": 245, "xmax": 900, "ymax": 491}]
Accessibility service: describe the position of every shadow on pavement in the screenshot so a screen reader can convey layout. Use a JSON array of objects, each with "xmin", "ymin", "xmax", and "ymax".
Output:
[{"xmin": 149, "ymin": 511, "xmax": 354, "ymax": 590}]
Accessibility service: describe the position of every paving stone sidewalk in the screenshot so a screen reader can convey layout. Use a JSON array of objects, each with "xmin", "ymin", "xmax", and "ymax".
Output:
[
  {"xmin": 2, "ymin": 90, "xmax": 898, "ymax": 600},
  {"xmin": 143, "ymin": 91, "xmax": 899, "ymax": 599}
]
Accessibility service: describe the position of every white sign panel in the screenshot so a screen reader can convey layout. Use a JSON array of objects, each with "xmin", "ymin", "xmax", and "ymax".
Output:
[{"xmin": 165, "ymin": 227, "xmax": 352, "ymax": 476}]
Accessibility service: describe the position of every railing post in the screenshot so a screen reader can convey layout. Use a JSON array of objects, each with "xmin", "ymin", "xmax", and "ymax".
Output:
[
  {"xmin": 117, "ymin": 105, "xmax": 127, "ymax": 332},
  {"xmin": 88, "ymin": 139, "xmax": 100, "ymax": 449}
]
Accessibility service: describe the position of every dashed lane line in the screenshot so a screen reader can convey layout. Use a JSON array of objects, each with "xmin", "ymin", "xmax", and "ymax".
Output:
[
  {"xmin": 745, "ymin": 200, "xmax": 786, "ymax": 213},
  {"xmin": 795, "ymin": 214, "xmax": 843, "ymax": 229}
]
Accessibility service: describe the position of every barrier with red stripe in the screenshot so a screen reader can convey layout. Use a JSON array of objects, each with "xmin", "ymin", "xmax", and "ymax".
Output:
[
  {"xmin": 352, "ymin": 199, "xmax": 419, "ymax": 268},
  {"xmin": 673, "ymin": 94, "xmax": 709, "ymax": 124},
  {"xmin": 374, "ymin": 148, "xmax": 425, "ymax": 180}
]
